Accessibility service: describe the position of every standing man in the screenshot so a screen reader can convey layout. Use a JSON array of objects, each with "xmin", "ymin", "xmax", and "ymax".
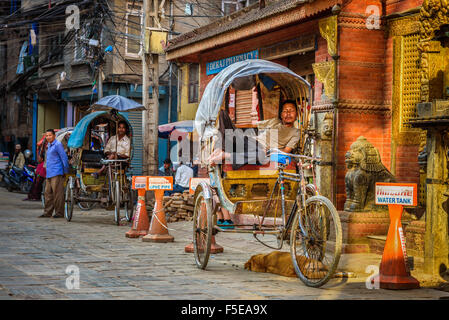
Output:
[{"xmin": 39, "ymin": 129, "xmax": 69, "ymax": 218}]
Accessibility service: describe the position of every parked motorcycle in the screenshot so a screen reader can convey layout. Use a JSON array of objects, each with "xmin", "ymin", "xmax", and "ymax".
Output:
[{"xmin": 3, "ymin": 164, "xmax": 35, "ymax": 193}]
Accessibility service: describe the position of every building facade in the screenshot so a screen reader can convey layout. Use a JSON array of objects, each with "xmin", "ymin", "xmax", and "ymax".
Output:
[
  {"xmin": 165, "ymin": 0, "xmax": 426, "ymax": 210},
  {"xmin": 0, "ymin": 0, "xmax": 223, "ymax": 170}
]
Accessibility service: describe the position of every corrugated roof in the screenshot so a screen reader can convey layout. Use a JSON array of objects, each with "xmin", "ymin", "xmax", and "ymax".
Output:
[{"xmin": 166, "ymin": 0, "xmax": 334, "ymax": 52}]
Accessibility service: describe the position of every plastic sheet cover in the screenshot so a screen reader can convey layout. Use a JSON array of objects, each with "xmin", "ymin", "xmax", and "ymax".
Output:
[{"xmin": 194, "ymin": 59, "xmax": 310, "ymax": 140}]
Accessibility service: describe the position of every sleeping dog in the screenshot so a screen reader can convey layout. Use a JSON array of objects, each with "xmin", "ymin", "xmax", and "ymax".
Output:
[{"xmin": 244, "ymin": 251, "xmax": 328, "ymax": 279}]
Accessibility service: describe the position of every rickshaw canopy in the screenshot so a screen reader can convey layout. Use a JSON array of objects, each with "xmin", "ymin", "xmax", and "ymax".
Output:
[
  {"xmin": 158, "ymin": 120, "xmax": 194, "ymax": 140},
  {"xmin": 194, "ymin": 59, "xmax": 311, "ymax": 140},
  {"xmin": 67, "ymin": 111, "xmax": 131, "ymax": 148},
  {"xmin": 90, "ymin": 95, "xmax": 145, "ymax": 112}
]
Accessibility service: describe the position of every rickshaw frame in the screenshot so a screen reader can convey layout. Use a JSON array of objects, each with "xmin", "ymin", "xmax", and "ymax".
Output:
[
  {"xmin": 64, "ymin": 111, "xmax": 135, "ymax": 225},
  {"xmin": 191, "ymin": 59, "xmax": 342, "ymax": 287}
]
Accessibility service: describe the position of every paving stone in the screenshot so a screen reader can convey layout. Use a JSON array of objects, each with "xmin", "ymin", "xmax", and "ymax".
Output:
[{"xmin": 1, "ymin": 188, "xmax": 449, "ymax": 300}]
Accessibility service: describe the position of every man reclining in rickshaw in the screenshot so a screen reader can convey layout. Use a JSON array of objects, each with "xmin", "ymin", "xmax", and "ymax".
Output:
[
  {"xmin": 207, "ymin": 99, "xmax": 300, "ymax": 229},
  {"xmin": 91, "ymin": 120, "xmax": 130, "ymax": 179},
  {"xmin": 208, "ymin": 99, "xmax": 300, "ymax": 167}
]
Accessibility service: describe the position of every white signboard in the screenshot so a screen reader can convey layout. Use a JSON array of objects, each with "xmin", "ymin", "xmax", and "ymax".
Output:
[
  {"xmin": 375, "ymin": 183, "xmax": 417, "ymax": 206},
  {"xmin": 133, "ymin": 176, "xmax": 148, "ymax": 190},
  {"xmin": 148, "ymin": 176, "xmax": 173, "ymax": 190}
]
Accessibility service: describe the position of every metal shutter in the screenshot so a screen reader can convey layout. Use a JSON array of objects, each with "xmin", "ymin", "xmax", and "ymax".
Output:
[{"xmin": 122, "ymin": 111, "xmax": 143, "ymax": 176}]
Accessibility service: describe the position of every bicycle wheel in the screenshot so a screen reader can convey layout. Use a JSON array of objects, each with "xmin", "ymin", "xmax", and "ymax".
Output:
[
  {"xmin": 20, "ymin": 180, "xmax": 32, "ymax": 194},
  {"xmin": 77, "ymin": 191, "xmax": 97, "ymax": 211},
  {"xmin": 41, "ymin": 180, "xmax": 46, "ymax": 208},
  {"xmin": 124, "ymin": 189, "xmax": 135, "ymax": 222},
  {"xmin": 290, "ymin": 195, "xmax": 342, "ymax": 287},
  {"xmin": 192, "ymin": 187, "xmax": 213, "ymax": 269},
  {"xmin": 114, "ymin": 180, "xmax": 120, "ymax": 226},
  {"xmin": 64, "ymin": 177, "xmax": 74, "ymax": 222}
]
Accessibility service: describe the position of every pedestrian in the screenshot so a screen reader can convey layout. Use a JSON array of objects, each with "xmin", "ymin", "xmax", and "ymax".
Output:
[
  {"xmin": 25, "ymin": 140, "xmax": 47, "ymax": 201},
  {"xmin": 158, "ymin": 158, "xmax": 174, "ymax": 177},
  {"xmin": 164, "ymin": 162, "xmax": 193, "ymax": 196},
  {"xmin": 10, "ymin": 144, "xmax": 25, "ymax": 170},
  {"xmin": 39, "ymin": 129, "xmax": 69, "ymax": 218}
]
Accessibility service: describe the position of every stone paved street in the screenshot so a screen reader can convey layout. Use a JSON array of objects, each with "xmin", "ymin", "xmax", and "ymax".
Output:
[{"xmin": 0, "ymin": 188, "xmax": 448, "ymax": 300}]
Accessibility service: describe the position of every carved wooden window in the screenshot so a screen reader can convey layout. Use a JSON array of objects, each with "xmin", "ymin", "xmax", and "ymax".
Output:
[
  {"xmin": 398, "ymin": 33, "xmax": 420, "ymax": 131},
  {"xmin": 126, "ymin": 2, "xmax": 142, "ymax": 57},
  {"xmin": 188, "ymin": 63, "xmax": 199, "ymax": 103}
]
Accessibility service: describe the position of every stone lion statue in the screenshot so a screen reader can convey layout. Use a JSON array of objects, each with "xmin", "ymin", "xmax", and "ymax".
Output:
[{"xmin": 344, "ymin": 136, "xmax": 395, "ymax": 212}]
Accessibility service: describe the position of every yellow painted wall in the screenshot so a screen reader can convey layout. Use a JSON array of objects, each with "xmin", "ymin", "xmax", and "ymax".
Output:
[
  {"xmin": 37, "ymin": 102, "xmax": 60, "ymax": 145},
  {"xmin": 178, "ymin": 64, "xmax": 200, "ymax": 121}
]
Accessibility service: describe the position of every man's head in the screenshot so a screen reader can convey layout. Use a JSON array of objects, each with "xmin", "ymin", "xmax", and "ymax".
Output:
[
  {"xmin": 163, "ymin": 158, "xmax": 172, "ymax": 170},
  {"xmin": 280, "ymin": 100, "xmax": 298, "ymax": 127},
  {"xmin": 15, "ymin": 144, "xmax": 21, "ymax": 153},
  {"xmin": 117, "ymin": 121, "xmax": 128, "ymax": 138},
  {"xmin": 45, "ymin": 129, "xmax": 56, "ymax": 144}
]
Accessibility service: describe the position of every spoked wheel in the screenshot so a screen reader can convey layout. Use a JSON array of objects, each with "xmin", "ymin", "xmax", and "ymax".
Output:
[
  {"xmin": 124, "ymin": 189, "xmax": 135, "ymax": 222},
  {"xmin": 192, "ymin": 187, "xmax": 213, "ymax": 269},
  {"xmin": 41, "ymin": 180, "xmax": 46, "ymax": 208},
  {"xmin": 290, "ymin": 195, "xmax": 342, "ymax": 287},
  {"xmin": 77, "ymin": 191, "xmax": 97, "ymax": 211},
  {"xmin": 64, "ymin": 177, "xmax": 74, "ymax": 222},
  {"xmin": 114, "ymin": 180, "xmax": 120, "ymax": 226},
  {"xmin": 20, "ymin": 180, "xmax": 33, "ymax": 194}
]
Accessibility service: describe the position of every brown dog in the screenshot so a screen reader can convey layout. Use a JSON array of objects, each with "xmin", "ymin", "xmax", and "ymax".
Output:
[{"xmin": 244, "ymin": 251, "xmax": 328, "ymax": 279}]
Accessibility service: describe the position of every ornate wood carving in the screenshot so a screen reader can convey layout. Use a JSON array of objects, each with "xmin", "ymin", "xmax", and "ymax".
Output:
[
  {"xmin": 391, "ymin": 20, "xmax": 422, "ymax": 145},
  {"xmin": 312, "ymin": 61, "xmax": 336, "ymax": 101},
  {"xmin": 319, "ymin": 15, "xmax": 338, "ymax": 58},
  {"xmin": 418, "ymin": 0, "xmax": 449, "ymax": 102},
  {"xmin": 388, "ymin": 15, "xmax": 420, "ymax": 37}
]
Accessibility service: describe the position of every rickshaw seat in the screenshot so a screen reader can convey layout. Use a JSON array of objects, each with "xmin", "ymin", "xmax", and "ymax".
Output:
[
  {"xmin": 81, "ymin": 150, "xmax": 104, "ymax": 169},
  {"xmin": 222, "ymin": 161, "xmax": 296, "ymax": 172}
]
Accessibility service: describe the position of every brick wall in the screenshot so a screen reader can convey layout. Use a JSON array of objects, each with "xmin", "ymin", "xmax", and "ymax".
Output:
[
  {"xmin": 336, "ymin": 112, "xmax": 392, "ymax": 210},
  {"xmin": 198, "ymin": 19, "xmax": 319, "ymax": 97},
  {"xmin": 394, "ymin": 144, "xmax": 420, "ymax": 183}
]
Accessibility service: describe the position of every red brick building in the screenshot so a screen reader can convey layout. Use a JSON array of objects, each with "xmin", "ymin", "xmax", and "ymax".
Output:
[{"xmin": 166, "ymin": 0, "xmax": 426, "ymax": 210}]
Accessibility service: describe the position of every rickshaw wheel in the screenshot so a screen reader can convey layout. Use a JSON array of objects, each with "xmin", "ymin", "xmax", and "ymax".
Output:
[
  {"xmin": 124, "ymin": 189, "xmax": 135, "ymax": 222},
  {"xmin": 290, "ymin": 195, "xmax": 342, "ymax": 288},
  {"xmin": 41, "ymin": 180, "xmax": 46, "ymax": 208},
  {"xmin": 114, "ymin": 180, "xmax": 120, "ymax": 226},
  {"xmin": 77, "ymin": 191, "xmax": 97, "ymax": 211},
  {"xmin": 64, "ymin": 177, "xmax": 74, "ymax": 222},
  {"xmin": 192, "ymin": 187, "xmax": 213, "ymax": 270}
]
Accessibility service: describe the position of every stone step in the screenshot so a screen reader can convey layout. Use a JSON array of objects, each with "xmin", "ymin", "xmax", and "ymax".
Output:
[{"xmin": 367, "ymin": 235, "xmax": 387, "ymax": 255}]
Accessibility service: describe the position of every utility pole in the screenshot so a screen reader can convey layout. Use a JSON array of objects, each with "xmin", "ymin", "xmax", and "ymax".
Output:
[
  {"xmin": 142, "ymin": 0, "xmax": 160, "ymax": 175},
  {"xmin": 98, "ymin": 64, "xmax": 103, "ymax": 99}
]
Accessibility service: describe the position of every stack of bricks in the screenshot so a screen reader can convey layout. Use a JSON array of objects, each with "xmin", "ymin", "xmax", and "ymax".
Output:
[{"xmin": 163, "ymin": 191, "xmax": 195, "ymax": 222}]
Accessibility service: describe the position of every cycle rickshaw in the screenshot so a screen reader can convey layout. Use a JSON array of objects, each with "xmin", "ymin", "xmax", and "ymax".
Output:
[
  {"xmin": 192, "ymin": 59, "xmax": 342, "ymax": 287},
  {"xmin": 65, "ymin": 110, "xmax": 135, "ymax": 225}
]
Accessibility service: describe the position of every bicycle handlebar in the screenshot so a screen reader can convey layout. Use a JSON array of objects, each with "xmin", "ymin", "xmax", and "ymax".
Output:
[{"xmin": 100, "ymin": 159, "xmax": 129, "ymax": 165}]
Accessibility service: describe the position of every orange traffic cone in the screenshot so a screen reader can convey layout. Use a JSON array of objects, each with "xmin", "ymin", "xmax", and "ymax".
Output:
[
  {"xmin": 185, "ymin": 236, "xmax": 224, "ymax": 253},
  {"xmin": 142, "ymin": 190, "xmax": 174, "ymax": 243},
  {"xmin": 125, "ymin": 189, "xmax": 149, "ymax": 238},
  {"xmin": 379, "ymin": 204, "xmax": 420, "ymax": 289}
]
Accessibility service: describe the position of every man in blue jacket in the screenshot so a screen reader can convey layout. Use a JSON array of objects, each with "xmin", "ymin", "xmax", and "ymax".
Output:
[{"xmin": 39, "ymin": 129, "xmax": 69, "ymax": 218}]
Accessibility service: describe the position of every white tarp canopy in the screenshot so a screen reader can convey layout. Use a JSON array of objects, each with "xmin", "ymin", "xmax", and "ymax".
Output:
[{"xmin": 194, "ymin": 59, "xmax": 311, "ymax": 140}]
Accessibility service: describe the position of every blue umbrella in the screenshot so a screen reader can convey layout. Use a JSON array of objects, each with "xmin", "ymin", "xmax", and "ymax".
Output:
[{"xmin": 91, "ymin": 95, "xmax": 145, "ymax": 112}]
